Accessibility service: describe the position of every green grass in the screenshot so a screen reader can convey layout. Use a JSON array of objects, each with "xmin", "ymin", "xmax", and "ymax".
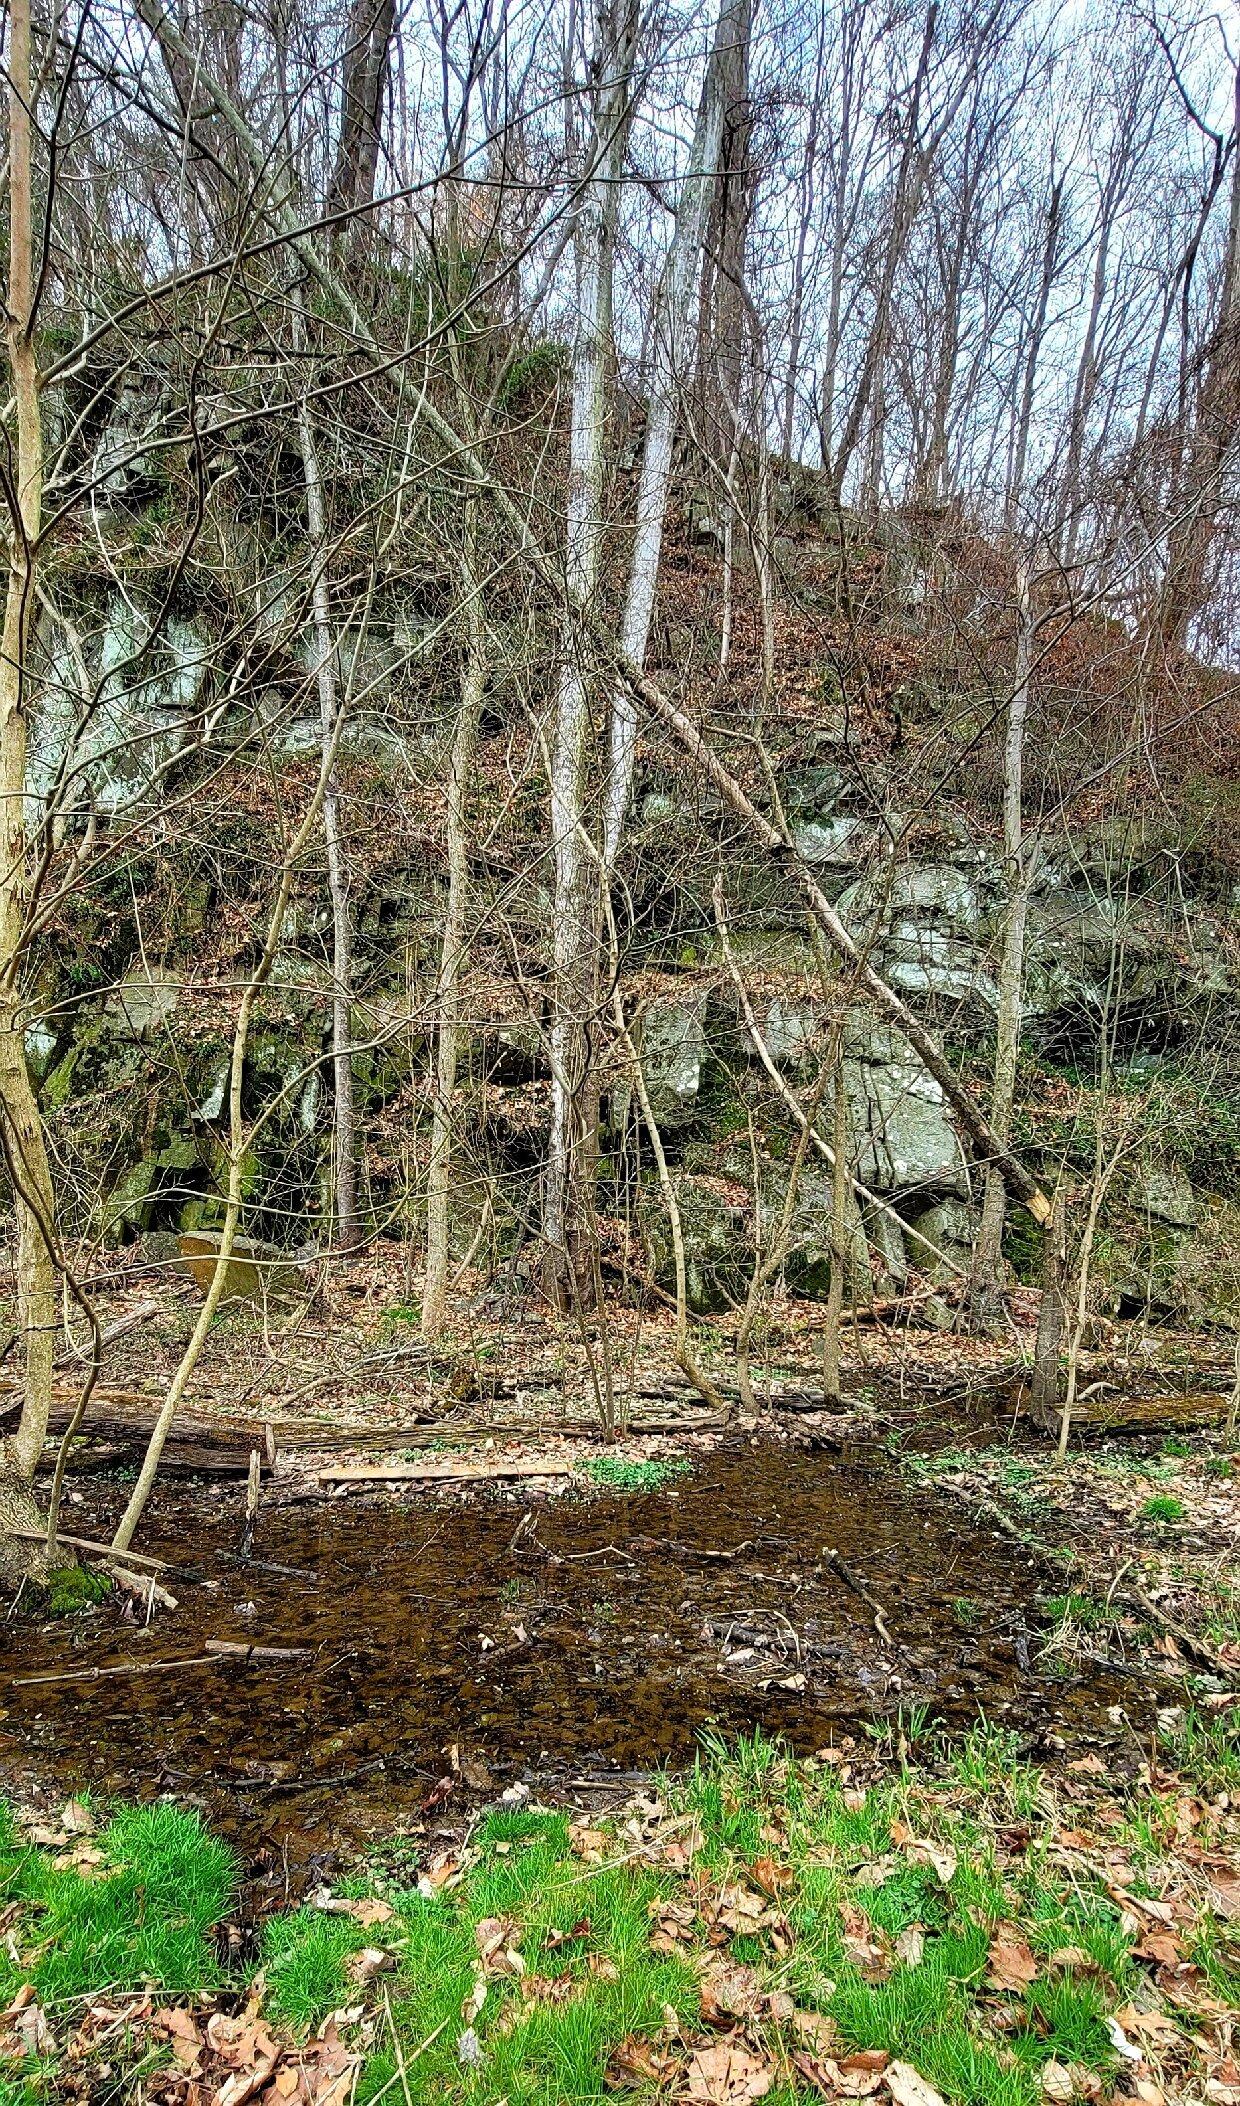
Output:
[
  {"xmin": 1140, "ymin": 1494, "xmax": 1186, "ymax": 1525},
  {"xmin": 1160, "ymin": 1705, "xmax": 1240, "ymax": 1791},
  {"xmin": 0, "ymin": 1801, "xmax": 235, "ymax": 2017},
  {"xmin": 577, "ymin": 1453, "xmax": 690, "ymax": 1494},
  {"xmin": 43, "ymin": 1565, "xmax": 112, "ymax": 1615},
  {"xmin": 1041, "ymin": 1589, "xmax": 1122, "ymax": 1633},
  {"xmin": 0, "ymin": 1730, "xmax": 1213, "ymax": 2106}
]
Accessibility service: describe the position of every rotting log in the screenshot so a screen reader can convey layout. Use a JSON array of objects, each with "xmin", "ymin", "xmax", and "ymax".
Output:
[{"xmin": 1019, "ymin": 1387, "xmax": 1231, "ymax": 1440}]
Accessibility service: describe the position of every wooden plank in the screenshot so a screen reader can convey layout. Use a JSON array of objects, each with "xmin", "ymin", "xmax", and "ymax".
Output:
[{"xmin": 318, "ymin": 1461, "xmax": 574, "ymax": 1486}]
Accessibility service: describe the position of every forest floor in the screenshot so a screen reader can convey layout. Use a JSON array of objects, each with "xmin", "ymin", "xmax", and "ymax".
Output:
[
  {"xmin": 1, "ymin": 1724, "xmax": 1238, "ymax": 2106},
  {"xmin": 2, "ymin": 1248, "xmax": 1239, "ymax": 2104}
]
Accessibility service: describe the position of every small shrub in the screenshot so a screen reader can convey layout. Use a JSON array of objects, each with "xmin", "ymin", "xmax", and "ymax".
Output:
[
  {"xmin": 579, "ymin": 1454, "xmax": 691, "ymax": 1494},
  {"xmin": 1140, "ymin": 1494, "xmax": 1185, "ymax": 1525}
]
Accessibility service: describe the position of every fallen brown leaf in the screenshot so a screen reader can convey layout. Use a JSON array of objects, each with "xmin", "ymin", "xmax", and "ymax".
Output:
[
  {"xmin": 682, "ymin": 2039, "xmax": 775, "ymax": 2105},
  {"xmin": 988, "ymin": 1934, "xmax": 1039, "ymax": 1993},
  {"xmin": 886, "ymin": 2059, "xmax": 948, "ymax": 2106}
]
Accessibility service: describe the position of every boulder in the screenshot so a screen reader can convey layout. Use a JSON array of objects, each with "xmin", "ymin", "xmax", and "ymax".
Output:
[
  {"xmin": 843, "ymin": 1021, "xmax": 967, "ymax": 1197},
  {"xmin": 177, "ymin": 1230, "xmax": 305, "ymax": 1305},
  {"xmin": 103, "ymin": 967, "xmax": 181, "ymax": 1038},
  {"xmin": 760, "ymin": 997, "xmax": 827, "ymax": 1075},
  {"xmin": 793, "ymin": 814, "xmax": 866, "ymax": 867},
  {"xmin": 636, "ymin": 995, "xmax": 707, "ymax": 1127},
  {"xmin": 1131, "ymin": 1160, "xmax": 1198, "ymax": 1229},
  {"xmin": 906, "ymin": 1198, "xmax": 979, "ymax": 1285},
  {"xmin": 640, "ymin": 1173, "xmax": 753, "ymax": 1313},
  {"xmin": 759, "ymin": 1165, "xmax": 869, "ymax": 1301},
  {"xmin": 861, "ymin": 1201, "xmax": 909, "ymax": 1289}
]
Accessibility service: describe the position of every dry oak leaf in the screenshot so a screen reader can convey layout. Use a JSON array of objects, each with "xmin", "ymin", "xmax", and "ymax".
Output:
[
  {"xmin": 344, "ymin": 1947, "xmax": 394, "ymax": 1986},
  {"xmin": 750, "ymin": 1855, "xmax": 793, "ymax": 1898},
  {"xmin": 682, "ymin": 2039, "xmax": 775, "ymax": 2105},
  {"xmin": 1041, "ymin": 2060, "xmax": 1075, "ymax": 2102},
  {"xmin": 886, "ymin": 2060, "xmax": 948, "ymax": 2106},
  {"xmin": 60, "ymin": 1799, "xmax": 96, "ymax": 1836},
  {"xmin": 10, "ymin": 2003, "xmax": 54, "ymax": 2062},
  {"xmin": 1047, "ymin": 1948, "xmax": 1094, "ymax": 1976},
  {"xmin": 894, "ymin": 1926, "xmax": 925, "ymax": 1967},
  {"xmin": 906, "ymin": 1838, "xmax": 957, "ymax": 1886},
  {"xmin": 791, "ymin": 2010, "xmax": 839, "ymax": 2056},
  {"xmin": 521, "ymin": 1973, "xmax": 577, "ymax": 2005},
  {"xmin": 790, "ymin": 2050, "xmax": 839, "ymax": 2098},
  {"xmin": 988, "ymin": 1934, "xmax": 1039, "ymax": 1993},
  {"xmin": 311, "ymin": 1894, "xmax": 394, "ymax": 1930},
  {"xmin": 836, "ymin": 2049, "xmax": 892, "ymax": 2095},
  {"xmin": 1133, "ymin": 1930, "xmax": 1183, "ymax": 1971},
  {"xmin": 569, "ymin": 1823, "xmax": 611, "ymax": 1864},
  {"xmin": 840, "ymin": 1903, "xmax": 890, "ymax": 1983},
  {"xmin": 1111, "ymin": 2004, "xmax": 1180, "ymax": 2041},
  {"xmin": 475, "ymin": 1915, "xmax": 525, "ymax": 1977},
  {"xmin": 155, "ymin": 2007, "xmax": 204, "ymax": 2070},
  {"xmin": 605, "ymin": 2033, "xmax": 677, "ymax": 2089},
  {"xmin": 699, "ymin": 1960, "xmax": 765, "ymax": 2026},
  {"xmin": 649, "ymin": 1897, "xmax": 697, "ymax": 1955},
  {"xmin": 705, "ymin": 1886, "xmax": 776, "ymax": 1941}
]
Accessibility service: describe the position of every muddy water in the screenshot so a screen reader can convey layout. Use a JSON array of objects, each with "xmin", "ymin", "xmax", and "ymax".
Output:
[{"xmin": 0, "ymin": 1443, "xmax": 1145, "ymax": 1871}]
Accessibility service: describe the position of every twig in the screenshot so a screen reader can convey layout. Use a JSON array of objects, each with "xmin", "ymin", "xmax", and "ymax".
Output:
[{"xmin": 821, "ymin": 1544, "xmax": 892, "ymax": 1645}]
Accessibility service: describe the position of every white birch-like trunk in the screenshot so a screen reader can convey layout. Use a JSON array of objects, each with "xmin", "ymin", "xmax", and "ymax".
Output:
[
  {"xmin": 968, "ymin": 563, "xmax": 1036, "ymax": 1325},
  {"xmin": 543, "ymin": 0, "xmax": 638, "ymax": 1303},
  {"xmin": 600, "ymin": 0, "xmax": 741, "ymax": 870},
  {"xmin": 424, "ymin": 504, "xmax": 486, "ymax": 1338},
  {"xmin": 0, "ymin": 0, "xmax": 59, "ymax": 1578},
  {"xmin": 297, "ymin": 388, "xmax": 360, "ymax": 1251}
]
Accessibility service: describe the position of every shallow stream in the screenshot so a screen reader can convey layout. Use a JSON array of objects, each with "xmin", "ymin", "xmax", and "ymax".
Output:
[{"xmin": 0, "ymin": 1441, "xmax": 1146, "ymax": 1876}]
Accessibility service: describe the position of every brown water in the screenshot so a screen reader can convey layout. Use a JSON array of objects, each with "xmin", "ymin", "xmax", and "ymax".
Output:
[{"xmin": 0, "ymin": 1441, "xmax": 1146, "ymax": 1874}]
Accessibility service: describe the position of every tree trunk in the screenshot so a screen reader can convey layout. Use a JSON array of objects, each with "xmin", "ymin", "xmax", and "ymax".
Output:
[
  {"xmin": 423, "ymin": 503, "xmax": 486, "ymax": 1339},
  {"xmin": 601, "ymin": 0, "xmax": 742, "ymax": 868},
  {"xmin": 1160, "ymin": 59, "xmax": 1240, "ymax": 649},
  {"xmin": 329, "ymin": 0, "xmax": 397, "ymax": 222},
  {"xmin": 1030, "ymin": 1182, "xmax": 1067, "ymax": 1422},
  {"xmin": 822, "ymin": 1054, "xmax": 849, "ymax": 1407},
  {"xmin": 0, "ymin": 0, "xmax": 58, "ymax": 1577},
  {"xmin": 297, "ymin": 380, "xmax": 360, "ymax": 1252},
  {"xmin": 112, "ymin": 731, "xmax": 343, "ymax": 1554},
  {"xmin": 968, "ymin": 564, "xmax": 1035, "ymax": 1326},
  {"xmin": 543, "ymin": 0, "xmax": 638, "ymax": 1307}
]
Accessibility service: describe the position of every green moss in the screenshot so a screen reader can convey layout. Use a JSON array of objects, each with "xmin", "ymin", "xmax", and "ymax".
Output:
[{"xmin": 44, "ymin": 1564, "xmax": 112, "ymax": 1615}]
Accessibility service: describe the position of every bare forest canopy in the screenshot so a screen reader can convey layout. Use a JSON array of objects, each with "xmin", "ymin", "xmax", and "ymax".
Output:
[{"xmin": 0, "ymin": 0, "xmax": 1238, "ymax": 1565}]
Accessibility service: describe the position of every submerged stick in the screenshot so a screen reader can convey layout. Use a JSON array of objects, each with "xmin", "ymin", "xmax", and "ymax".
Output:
[{"xmin": 821, "ymin": 1544, "xmax": 893, "ymax": 1646}]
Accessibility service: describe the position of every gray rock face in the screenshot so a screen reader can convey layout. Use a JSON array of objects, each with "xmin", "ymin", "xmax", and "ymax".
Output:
[
  {"xmin": 1131, "ymin": 1161, "xmax": 1199, "ymax": 1229},
  {"xmin": 759, "ymin": 1166, "xmax": 869, "ymax": 1301},
  {"xmin": 906, "ymin": 1198, "xmax": 979, "ymax": 1284},
  {"xmin": 636, "ymin": 996, "xmax": 707, "ymax": 1127},
  {"xmin": 843, "ymin": 1021, "xmax": 967, "ymax": 1197},
  {"xmin": 760, "ymin": 997, "xmax": 827, "ymax": 1075},
  {"xmin": 793, "ymin": 814, "xmax": 866, "ymax": 867},
  {"xmin": 861, "ymin": 1201, "xmax": 909, "ymax": 1289},
  {"xmin": 33, "ymin": 605, "xmax": 209, "ymax": 826},
  {"xmin": 640, "ymin": 1173, "xmax": 753, "ymax": 1312},
  {"xmin": 103, "ymin": 967, "xmax": 181, "ymax": 1038}
]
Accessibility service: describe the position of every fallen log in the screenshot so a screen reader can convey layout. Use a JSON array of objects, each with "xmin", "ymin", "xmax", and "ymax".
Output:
[
  {"xmin": 5, "ymin": 1526, "xmax": 179, "ymax": 1573},
  {"xmin": 1020, "ymin": 1387, "xmax": 1231, "ymax": 1440}
]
